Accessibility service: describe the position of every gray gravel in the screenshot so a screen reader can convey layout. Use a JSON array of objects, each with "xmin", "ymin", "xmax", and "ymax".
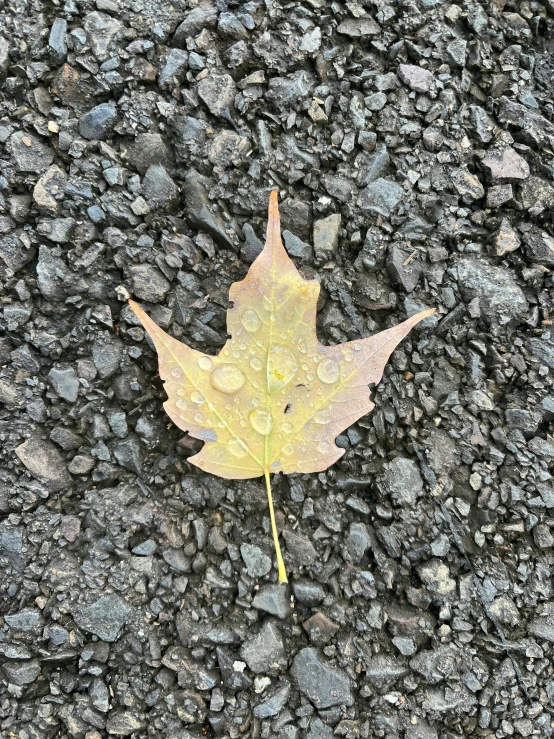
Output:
[{"xmin": 1, "ymin": 0, "xmax": 554, "ymax": 737}]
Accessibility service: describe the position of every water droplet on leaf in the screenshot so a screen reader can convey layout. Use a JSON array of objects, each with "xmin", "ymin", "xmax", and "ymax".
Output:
[
  {"xmin": 317, "ymin": 358, "xmax": 340, "ymax": 384},
  {"xmin": 317, "ymin": 440, "xmax": 330, "ymax": 454},
  {"xmin": 250, "ymin": 357, "xmax": 263, "ymax": 371},
  {"xmin": 249, "ymin": 408, "xmax": 273, "ymax": 435},
  {"xmin": 190, "ymin": 391, "xmax": 205, "ymax": 404},
  {"xmin": 241, "ymin": 310, "xmax": 261, "ymax": 332},
  {"xmin": 176, "ymin": 399, "xmax": 187, "ymax": 410},
  {"xmin": 268, "ymin": 345, "xmax": 298, "ymax": 393},
  {"xmin": 228, "ymin": 438, "xmax": 249, "ymax": 457},
  {"xmin": 171, "ymin": 367, "xmax": 183, "ymax": 378},
  {"xmin": 313, "ymin": 407, "xmax": 331, "ymax": 424},
  {"xmin": 283, "ymin": 443, "xmax": 294, "ymax": 455},
  {"xmin": 210, "ymin": 364, "xmax": 246, "ymax": 395},
  {"xmin": 194, "ymin": 412, "xmax": 204, "ymax": 423},
  {"xmin": 281, "ymin": 422, "xmax": 293, "ymax": 434},
  {"xmin": 198, "ymin": 356, "xmax": 213, "ymax": 370}
]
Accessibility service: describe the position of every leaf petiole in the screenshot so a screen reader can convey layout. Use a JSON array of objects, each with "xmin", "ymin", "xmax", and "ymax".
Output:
[{"xmin": 264, "ymin": 470, "xmax": 288, "ymax": 584}]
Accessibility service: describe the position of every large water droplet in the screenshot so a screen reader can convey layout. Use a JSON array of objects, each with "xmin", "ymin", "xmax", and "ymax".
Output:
[
  {"xmin": 281, "ymin": 421, "xmax": 293, "ymax": 434},
  {"xmin": 228, "ymin": 438, "xmax": 249, "ymax": 457},
  {"xmin": 171, "ymin": 367, "xmax": 183, "ymax": 378},
  {"xmin": 268, "ymin": 345, "xmax": 298, "ymax": 393},
  {"xmin": 176, "ymin": 399, "xmax": 188, "ymax": 410},
  {"xmin": 210, "ymin": 364, "xmax": 246, "ymax": 395},
  {"xmin": 317, "ymin": 440, "xmax": 331, "ymax": 454},
  {"xmin": 190, "ymin": 391, "xmax": 204, "ymax": 404},
  {"xmin": 241, "ymin": 309, "xmax": 261, "ymax": 333},
  {"xmin": 198, "ymin": 356, "xmax": 213, "ymax": 370},
  {"xmin": 282, "ymin": 443, "xmax": 294, "ymax": 455},
  {"xmin": 313, "ymin": 407, "xmax": 331, "ymax": 424},
  {"xmin": 317, "ymin": 358, "xmax": 340, "ymax": 384},
  {"xmin": 249, "ymin": 408, "xmax": 273, "ymax": 435},
  {"xmin": 250, "ymin": 357, "xmax": 263, "ymax": 371}
]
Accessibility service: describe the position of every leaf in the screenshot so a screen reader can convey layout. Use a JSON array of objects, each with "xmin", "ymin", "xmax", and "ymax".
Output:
[{"xmin": 129, "ymin": 190, "xmax": 434, "ymax": 582}]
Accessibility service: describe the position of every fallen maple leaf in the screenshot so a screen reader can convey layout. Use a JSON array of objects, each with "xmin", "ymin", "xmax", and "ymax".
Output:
[{"xmin": 129, "ymin": 191, "xmax": 434, "ymax": 583}]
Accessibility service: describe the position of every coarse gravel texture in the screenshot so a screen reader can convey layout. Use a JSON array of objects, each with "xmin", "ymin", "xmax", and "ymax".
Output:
[{"xmin": 1, "ymin": 0, "xmax": 554, "ymax": 738}]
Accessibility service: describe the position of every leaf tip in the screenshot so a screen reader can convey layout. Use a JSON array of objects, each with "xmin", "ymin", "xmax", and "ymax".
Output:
[
  {"xmin": 419, "ymin": 307, "xmax": 436, "ymax": 320},
  {"xmin": 268, "ymin": 187, "xmax": 280, "ymax": 224}
]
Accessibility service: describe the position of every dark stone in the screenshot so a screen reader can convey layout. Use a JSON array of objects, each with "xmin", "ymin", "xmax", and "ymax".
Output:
[
  {"xmin": 240, "ymin": 223, "xmax": 264, "ymax": 263},
  {"xmin": 83, "ymin": 11, "xmax": 121, "ymax": 61},
  {"xmin": 123, "ymin": 133, "xmax": 172, "ymax": 175},
  {"xmin": 48, "ymin": 18, "xmax": 67, "ymax": 59},
  {"xmin": 302, "ymin": 612, "xmax": 339, "ymax": 646},
  {"xmin": 337, "ymin": 17, "xmax": 380, "ymax": 36},
  {"xmin": 386, "ymin": 245, "xmax": 423, "ymax": 293},
  {"xmin": 198, "ymin": 73, "xmax": 236, "ymax": 117},
  {"xmin": 173, "ymin": 2, "xmax": 218, "ymax": 46},
  {"xmin": 345, "ymin": 522, "xmax": 370, "ymax": 563},
  {"xmin": 8, "ymin": 131, "xmax": 54, "ymax": 173},
  {"xmin": 15, "ymin": 436, "xmax": 72, "ymax": 492},
  {"xmin": 73, "ymin": 593, "xmax": 135, "ymax": 642},
  {"xmin": 380, "ymin": 457, "xmax": 423, "ymax": 507},
  {"xmin": 522, "ymin": 227, "xmax": 554, "ymax": 266},
  {"xmin": 105, "ymin": 712, "xmax": 146, "ymax": 736},
  {"xmin": 357, "ymin": 178, "xmax": 404, "ymax": 217},
  {"xmin": 113, "ymin": 436, "xmax": 143, "ymax": 474},
  {"xmin": 456, "ymin": 258, "xmax": 527, "ymax": 325},
  {"xmin": 48, "ymin": 365, "xmax": 79, "ymax": 403},
  {"xmin": 92, "ymin": 335, "xmax": 122, "ymax": 378},
  {"xmin": 365, "ymin": 654, "xmax": 410, "ymax": 691},
  {"xmin": 283, "ymin": 230, "xmax": 312, "ymax": 261},
  {"xmin": 2, "ymin": 660, "xmax": 41, "ymax": 686},
  {"xmin": 282, "ymin": 529, "xmax": 317, "ymax": 567},
  {"xmin": 291, "ymin": 648, "xmax": 354, "ymax": 708},
  {"xmin": 216, "ymin": 647, "xmax": 253, "ymax": 691},
  {"xmin": 240, "ymin": 543, "xmax": 272, "ymax": 577},
  {"xmin": 158, "ymin": 48, "xmax": 189, "ymax": 88},
  {"xmin": 253, "ymin": 680, "xmax": 291, "ymax": 718},
  {"xmin": 240, "ymin": 621, "xmax": 285, "ymax": 674},
  {"xmin": 266, "ymin": 71, "xmax": 315, "ymax": 111},
  {"xmin": 359, "ymin": 143, "xmax": 390, "ymax": 186},
  {"xmin": 79, "ymin": 103, "xmax": 117, "ymax": 140},
  {"xmin": 279, "ymin": 198, "xmax": 312, "ymax": 241},
  {"xmin": 183, "ymin": 169, "xmax": 235, "ymax": 249},
  {"xmin": 252, "ymin": 584, "xmax": 293, "ymax": 619},
  {"xmin": 398, "ymin": 64, "xmax": 435, "ymax": 92}
]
